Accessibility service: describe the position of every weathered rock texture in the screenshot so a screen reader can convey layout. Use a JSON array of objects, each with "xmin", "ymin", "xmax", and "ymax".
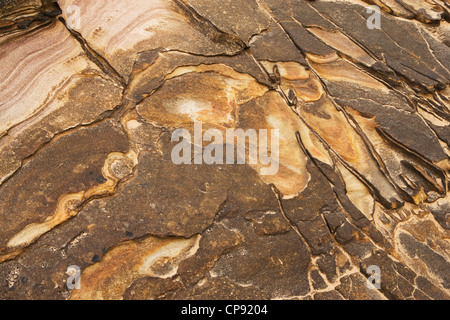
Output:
[{"xmin": 0, "ymin": 0, "xmax": 449, "ymax": 300}]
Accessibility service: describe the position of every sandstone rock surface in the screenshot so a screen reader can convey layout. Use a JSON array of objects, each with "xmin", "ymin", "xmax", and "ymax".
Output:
[{"xmin": 0, "ymin": 0, "xmax": 449, "ymax": 300}]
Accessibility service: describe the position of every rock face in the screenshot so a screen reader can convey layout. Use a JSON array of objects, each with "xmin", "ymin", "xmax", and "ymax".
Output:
[{"xmin": 0, "ymin": 0, "xmax": 449, "ymax": 300}]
